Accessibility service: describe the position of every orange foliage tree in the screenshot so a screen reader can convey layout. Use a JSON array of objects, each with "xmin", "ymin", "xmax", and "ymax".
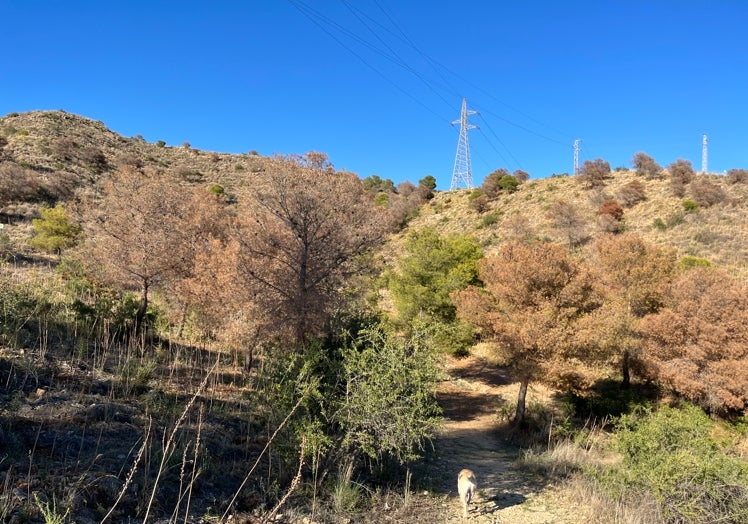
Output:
[
  {"xmin": 585, "ymin": 234, "xmax": 675, "ymax": 387},
  {"xmin": 237, "ymin": 156, "xmax": 391, "ymax": 345},
  {"xmin": 80, "ymin": 166, "xmax": 209, "ymax": 333},
  {"xmin": 452, "ymin": 240, "xmax": 602, "ymax": 424},
  {"xmin": 637, "ymin": 267, "xmax": 748, "ymax": 413}
]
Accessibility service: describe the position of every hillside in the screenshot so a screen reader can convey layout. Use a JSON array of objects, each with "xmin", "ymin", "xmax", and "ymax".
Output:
[
  {"xmin": 389, "ymin": 170, "xmax": 748, "ymax": 281},
  {"xmin": 0, "ymin": 110, "xmax": 268, "ymax": 206},
  {"xmin": 3, "ymin": 109, "xmax": 748, "ymax": 281},
  {"xmin": 1, "ymin": 110, "xmax": 748, "ymax": 522}
]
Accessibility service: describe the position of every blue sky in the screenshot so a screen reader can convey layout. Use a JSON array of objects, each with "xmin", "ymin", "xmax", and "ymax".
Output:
[{"xmin": 3, "ymin": 1, "xmax": 747, "ymax": 190}]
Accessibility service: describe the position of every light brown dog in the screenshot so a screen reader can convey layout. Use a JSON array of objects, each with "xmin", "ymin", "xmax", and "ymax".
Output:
[{"xmin": 457, "ymin": 468, "xmax": 477, "ymax": 518}]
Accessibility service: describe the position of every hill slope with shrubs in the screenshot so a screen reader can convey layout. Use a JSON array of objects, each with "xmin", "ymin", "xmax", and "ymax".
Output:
[{"xmin": 0, "ymin": 110, "xmax": 747, "ymax": 523}]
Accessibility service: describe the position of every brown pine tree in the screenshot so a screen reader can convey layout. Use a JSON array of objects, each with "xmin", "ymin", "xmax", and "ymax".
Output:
[
  {"xmin": 452, "ymin": 240, "xmax": 602, "ymax": 424},
  {"xmin": 637, "ymin": 267, "xmax": 748, "ymax": 413},
  {"xmin": 237, "ymin": 157, "xmax": 389, "ymax": 345},
  {"xmin": 80, "ymin": 166, "xmax": 205, "ymax": 333},
  {"xmin": 589, "ymin": 234, "xmax": 675, "ymax": 387}
]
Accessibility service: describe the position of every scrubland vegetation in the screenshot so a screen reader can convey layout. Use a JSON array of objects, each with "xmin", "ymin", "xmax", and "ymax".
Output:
[{"xmin": 0, "ymin": 110, "xmax": 747, "ymax": 522}]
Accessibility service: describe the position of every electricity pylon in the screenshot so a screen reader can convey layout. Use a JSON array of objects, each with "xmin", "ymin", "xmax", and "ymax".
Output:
[
  {"xmin": 702, "ymin": 134, "xmax": 708, "ymax": 174},
  {"xmin": 450, "ymin": 98, "xmax": 478, "ymax": 190}
]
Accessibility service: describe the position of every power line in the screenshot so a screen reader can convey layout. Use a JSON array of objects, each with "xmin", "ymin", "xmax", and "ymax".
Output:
[
  {"xmin": 476, "ymin": 114, "xmax": 522, "ymax": 170},
  {"xmin": 287, "ymin": 0, "xmax": 451, "ymax": 123},
  {"xmin": 288, "ymin": 1, "xmax": 579, "ymax": 181},
  {"xmin": 340, "ymin": 0, "xmax": 456, "ymax": 110}
]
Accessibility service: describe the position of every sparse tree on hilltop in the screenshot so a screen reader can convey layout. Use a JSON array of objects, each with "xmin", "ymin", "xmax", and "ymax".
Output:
[
  {"xmin": 363, "ymin": 175, "xmax": 395, "ymax": 194},
  {"xmin": 417, "ymin": 175, "xmax": 437, "ymax": 200},
  {"xmin": 690, "ymin": 178, "xmax": 727, "ymax": 207},
  {"xmin": 631, "ymin": 152, "xmax": 662, "ymax": 179},
  {"xmin": 482, "ymin": 168, "xmax": 518, "ymax": 197},
  {"xmin": 578, "ymin": 158, "xmax": 611, "ymax": 188},
  {"xmin": 668, "ymin": 159, "xmax": 696, "ymax": 197},
  {"xmin": 617, "ymin": 180, "xmax": 647, "ymax": 206},
  {"xmin": 598, "ymin": 199, "xmax": 624, "ymax": 233},
  {"xmin": 419, "ymin": 175, "xmax": 437, "ymax": 191},
  {"xmin": 726, "ymin": 168, "xmax": 748, "ymax": 184},
  {"xmin": 546, "ymin": 200, "xmax": 589, "ymax": 247},
  {"xmin": 513, "ymin": 169, "xmax": 530, "ymax": 184}
]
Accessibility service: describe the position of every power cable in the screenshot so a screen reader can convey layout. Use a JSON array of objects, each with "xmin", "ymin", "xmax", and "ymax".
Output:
[{"xmin": 288, "ymin": 0, "xmax": 452, "ymax": 123}]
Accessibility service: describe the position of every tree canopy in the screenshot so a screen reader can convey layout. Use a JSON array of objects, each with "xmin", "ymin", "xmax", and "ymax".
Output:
[
  {"xmin": 453, "ymin": 240, "xmax": 602, "ymax": 423},
  {"xmin": 638, "ymin": 267, "xmax": 748, "ymax": 413}
]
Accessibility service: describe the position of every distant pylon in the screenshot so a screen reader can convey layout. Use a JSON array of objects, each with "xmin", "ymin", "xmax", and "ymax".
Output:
[
  {"xmin": 702, "ymin": 134, "xmax": 708, "ymax": 174},
  {"xmin": 450, "ymin": 98, "xmax": 478, "ymax": 190},
  {"xmin": 573, "ymin": 139, "xmax": 581, "ymax": 176}
]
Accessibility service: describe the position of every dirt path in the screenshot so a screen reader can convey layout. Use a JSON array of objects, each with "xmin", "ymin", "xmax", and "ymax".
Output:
[{"xmin": 419, "ymin": 354, "xmax": 588, "ymax": 523}]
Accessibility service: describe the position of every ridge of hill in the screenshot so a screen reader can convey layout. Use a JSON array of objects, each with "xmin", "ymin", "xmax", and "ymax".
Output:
[
  {"xmin": 0, "ymin": 109, "xmax": 268, "ymax": 195},
  {"xmin": 2, "ymin": 110, "xmax": 747, "ymax": 281}
]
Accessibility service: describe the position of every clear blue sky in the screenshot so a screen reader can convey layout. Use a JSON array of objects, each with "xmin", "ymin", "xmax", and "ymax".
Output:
[{"xmin": 3, "ymin": 1, "xmax": 747, "ymax": 190}]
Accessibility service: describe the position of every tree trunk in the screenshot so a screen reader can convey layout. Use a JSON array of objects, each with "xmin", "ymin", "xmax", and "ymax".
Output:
[
  {"xmin": 621, "ymin": 349, "xmax": 631, "ymax": 389},
  {"xmin": 515, "ymin": 380, "xmax": 529, "ymax": 426},
  {"xmin": 135, "ymin": 281, "xmax": 149, "ymax": 334}
]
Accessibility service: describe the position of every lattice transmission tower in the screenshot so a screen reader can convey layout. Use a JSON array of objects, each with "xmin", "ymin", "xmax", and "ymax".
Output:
[
  {"xmin": 702, "ymin": 134, "xmax": 708, "ymax": 174},
  {"xmin": 450, "ymin": 98, "xmax": 478, "ymax": 190},
  {"xmin": 573, "ymin": 139, "xmax": 581, "ymax": 176}
]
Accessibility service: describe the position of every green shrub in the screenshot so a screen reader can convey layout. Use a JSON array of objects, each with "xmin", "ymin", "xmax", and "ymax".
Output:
[
  {"xmin": 374, "ymin": 192, "xmax": 389, "ymax": 206},
  {"xmin": 587, "ymin": 405, "xmax": 748, "ymax": 523},
  {"xmin": 498, "ymin": 174, "xmax": 519, "ymax": 192},
  {"xmin": 412, "ymin": 316, "xmax": 474, "ymax": 357},
  {"xmin": 467, "ymin": 189, "xmax": 483, "ymax": 202},
  {"xmin": 386, "ymin": 227, "xmax": 482, "ymax": 329},
  {"xmin": 481, "ymin": 212, "xmax": 501, "ymax": 227},
  {"xmin": 339, "ymin": 325, "xmax": 443, "ymax": 464},
  {"xmin": 682, "ymin": 199, "xmax": 699, "ymax": 212},
  {"xmin": 653, "ymin": 217, "xmax": 667, "ymax": 231},
  {"xmin": 679, "ymin": 255, "xmax": 712, "ymax": 269},
  {"xmin": 156, "ymin": 140, "xmax": 166, "ymax": 148},
  {"xmin": 30, "ymin": 204, "xmax": 82, "ymax": 253}
]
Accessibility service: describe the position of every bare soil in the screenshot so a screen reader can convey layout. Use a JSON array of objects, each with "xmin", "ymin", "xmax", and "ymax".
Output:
[{"xmin": 409, "ymin": 354, "xmax": 591, "ymax": 523}]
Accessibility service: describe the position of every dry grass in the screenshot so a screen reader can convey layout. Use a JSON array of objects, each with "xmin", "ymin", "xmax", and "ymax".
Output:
[
  {"xmin": 387, "ymin": 171, "xmax": 748, "ymax": 280},
  {"xmin": 565, "ymin": 476, "xmax": 665, "ymax": 524}
]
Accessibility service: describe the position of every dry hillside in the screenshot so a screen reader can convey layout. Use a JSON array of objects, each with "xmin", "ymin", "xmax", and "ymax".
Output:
[
  {"xmin": 388, "ymin": 171, "xmax": 748, "ymax": 281},
  {"xmin": 1, "ymin": 110, "xmax": 747, "ymax": 523},
  {"xmin": 2, "ymin": 109, "xmax": 747, "ymax": 280}
]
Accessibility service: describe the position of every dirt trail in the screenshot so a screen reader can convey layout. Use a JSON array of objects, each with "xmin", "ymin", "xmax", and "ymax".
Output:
[{"xmin": 421, "ymin": 354, "xmax": 588, "ymax": 523}]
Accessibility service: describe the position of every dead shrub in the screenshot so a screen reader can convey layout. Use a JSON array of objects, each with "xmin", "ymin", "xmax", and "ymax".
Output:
[
  {"xmin": 617, "ymin": 180, "xmax": 646, "ymax": 206},
  {"xmin": 690, "ymin": 178, "xmax": 727, "ymax": 207}
]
